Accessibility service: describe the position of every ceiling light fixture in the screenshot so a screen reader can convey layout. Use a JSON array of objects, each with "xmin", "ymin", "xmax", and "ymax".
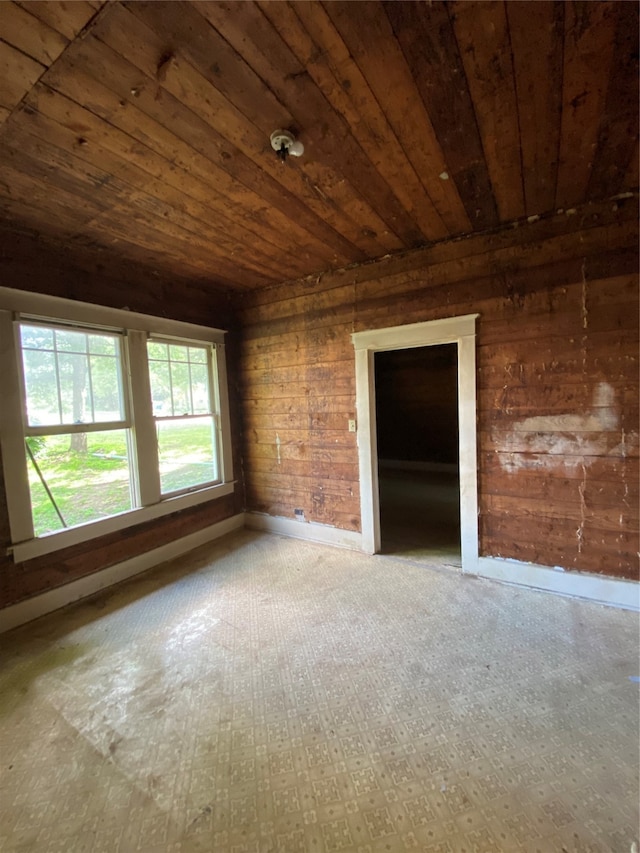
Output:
[{"xmin": 270, "ymin": 129, "xmax": 304, "ymax": 162}]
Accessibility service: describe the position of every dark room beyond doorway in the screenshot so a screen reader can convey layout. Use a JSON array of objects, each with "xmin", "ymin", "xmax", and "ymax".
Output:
[{"xmin": 375, "ymin": 344, "xmax": 461, "ymax": 565}]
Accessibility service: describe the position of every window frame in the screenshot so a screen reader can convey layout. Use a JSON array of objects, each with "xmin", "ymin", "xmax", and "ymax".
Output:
[
  {"xmin": 147, "ymin": 335, "xmax": 223, "ymax": 498},
  {"xmin": 0, "ymin": 287, "xmax": 235, "ymax": 562}
]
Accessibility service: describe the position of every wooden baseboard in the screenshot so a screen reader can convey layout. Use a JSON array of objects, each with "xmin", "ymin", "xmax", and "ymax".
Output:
[
  {"xmin": 245, "ymin": 512, "xmax": 363, "ymax": 550},
  {"xmin": 475, "ymin": 556, "xmax": 639, "ymax": 611}
]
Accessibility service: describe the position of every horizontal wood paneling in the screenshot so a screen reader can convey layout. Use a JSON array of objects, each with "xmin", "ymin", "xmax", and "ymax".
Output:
[{"xmin": 238, "ymin": 203, "xmax": 639, "ymax": 579}]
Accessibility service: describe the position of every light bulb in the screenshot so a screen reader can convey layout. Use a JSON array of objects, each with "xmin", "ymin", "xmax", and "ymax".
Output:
[{"xmin": 288, "ymin": 140, "xmax": 304, "ymax": 157}]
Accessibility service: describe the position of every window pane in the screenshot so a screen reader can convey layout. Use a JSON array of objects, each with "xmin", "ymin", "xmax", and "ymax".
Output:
[
  {"xmin": 21, "ymin": 325, "xmax": 54, "ymax": 351},
  {"xmin": 147, "ymin": 341, "xmax": 168, "ymax": 361},
  {"xmin": 21, "ymin": 323, "xmax": 125, "ymax": 427},
  {"xmin": 157, "ymin": 416, "xmax": 218, "ymax": 494},
  {"xmin": 89, "ymin": 334, "xmax": 116, "ymax": 356},
  {"xmin": 147, "ymin": 341, "xmax": 212, "ymax": 419},
  {"xmin": 170, "ymin": 361, "xmax": 191, "ymax": 415},
  {"xmin": 190, "ymin": 363, "xmax": 210, "ymax": 414},
  {"xmin": 90, "ymin": 355, "xmax": 124, "ymax": 420},
  {"xmin": 169, "ymin": 345, "xmax": 188, "ymax": 362},
  {"xmin": 55, "ymin": 329, "xmax": 87, "ymax": 353},
  {"xmin": 23, "ymin": 349, "xmax": 60, "ymax": 425},
  {"xmin": 26, "ymin": 431, "xmax": 132, "ymax": 536},
  {"xmin": 149, "ymin": 360, "xmax": 172, "ymax": 416},
  {"xmin": 58, "ymin": 353, "xmax": 90, "ymax": 424}
]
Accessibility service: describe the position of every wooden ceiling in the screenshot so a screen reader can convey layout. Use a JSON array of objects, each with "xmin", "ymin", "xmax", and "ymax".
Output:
[{"xmin": 0, "ymin": 1, "xmax": 638, "ymax": 293}]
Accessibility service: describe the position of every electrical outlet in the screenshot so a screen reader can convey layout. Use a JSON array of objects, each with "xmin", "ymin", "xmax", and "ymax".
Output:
[{"xmin": 348, "ymin": 419, "xmax": 356, "ymax": 432}]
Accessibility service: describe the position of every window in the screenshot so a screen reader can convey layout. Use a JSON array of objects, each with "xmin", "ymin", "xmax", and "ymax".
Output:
[
  {"xmin": 0, "ymin": 287, "xmax": 234, "ymax": 561},
  {"xmin": 20, "ymin": 322, "xmax": 132, "ymax": 536},
  {"xmin": 147, "ymin": 340, "xmax": 220, "ymax": 495}
]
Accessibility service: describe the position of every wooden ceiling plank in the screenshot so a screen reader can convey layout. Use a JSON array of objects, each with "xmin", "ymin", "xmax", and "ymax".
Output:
[
  {"xmin": 555, "ymin": 1, "xmax": 618, "ymax": 209},
  {"xmin": 0, "ymin": 221, "xmax": 235, "ymax": 298},
  {"xmin": 1, "ymin": 135, "xmax": 280, "ymax": 287},
  {"xmin": 196, "ymin": 0, "xmax": 422, "ymax": 249},
  {"xmin": 321, "ymin": 1, "xmax": 471, "ymax": 235},
  {"xmin": 384, "ymin": 0, "xmax": 499, "ymax": 231},
  {"xmin": 0, "ymin": 159, "xmax": 113, "ymax": 226},
  {"xmin": 163, "ymin": 0, "xmax": 408, "ymax": 257},
  {"xmin": 13, "ymin": 1, "xmax": 102, "ymax": 41},
  {"xmin": 122, "ymin": 189, "xmax": 299, "ymax": 282},
  {"xmin": 81, "ymin": 195, "xmax": 274, "ymax": 286},
  {"xmin": 0, "ymin": 2, "xmax": 69, "ymax": 66},
  {"xmin": 280, "ymin": 1, "xmax": 449, "ymax": 243},
  {"xmin": 124, "ymin": 0, "xmax": 292, "ymax": 135},
  {"xmin": 623, "ymin": 139, "xmax": 639, "ymax": 192},
  {"xmin": 507, "ymin": 1, "xmax": 564, "ymax": 217},
  {"xmin": 9, "ymin": 99, "xmax": 318, "ymax": 282},
  {"xmin": 87, "ymin": 206, "xmax": 275, "ymax": 288},
  {"xmin": 0, "ymin": 195, "xmax": 88, "ymax": 236},
  {"xmin": 77, "ymin": 32, "xmax": 368, "ymax": 269},
  {"xmin": 40, "ymin": 40, "xmax": 363, "ymax": 273},
  {"xmin": 0, "ymin": 40, "xmax": 45, "ymax": 112},
  {"xmin": 102, "ymin": 2, "xmax": 397, "ymax": 258},
  {"xmin": 1, "ymin": 129, "xmax": 133, "ymax": 211},
  {"xmin": 24, "ymin": 85, "xmax": 338, "ymax": 276},
  {"xmin": 1, "ymin": 202, "xmax": 242, "ymax": 291},
  {"xmin": 450, "ymin": 1, "xmax": 525, "ymax": 222},
  {"xmin": 587, "ymin": 2, "xmax": 639, "ymax": 201}
]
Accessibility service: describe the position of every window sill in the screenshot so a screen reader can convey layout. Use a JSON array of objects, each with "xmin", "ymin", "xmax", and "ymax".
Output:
[{"xmin": 9, "ymin": 480, "xmax": 236, "ymax": 563}]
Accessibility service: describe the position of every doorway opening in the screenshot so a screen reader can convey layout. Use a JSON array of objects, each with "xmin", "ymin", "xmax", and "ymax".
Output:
[
  {"xmin": 375, "ymin": 344, "xmax": 460, "ymax": 565},
  {"xmin": 351, "ymin": 315, "xmax": 479, "ymax": 573}
]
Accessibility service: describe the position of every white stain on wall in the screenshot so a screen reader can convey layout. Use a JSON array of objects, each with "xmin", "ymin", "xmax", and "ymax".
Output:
[{"xmin": 496, "ymin": 382, "xmax": 636, "ymax": 472}]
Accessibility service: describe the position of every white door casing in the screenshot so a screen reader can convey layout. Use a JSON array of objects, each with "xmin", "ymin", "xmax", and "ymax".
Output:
[{"xmin": 351, "ymin": 314, "xmax": 480, "ymax": 572}]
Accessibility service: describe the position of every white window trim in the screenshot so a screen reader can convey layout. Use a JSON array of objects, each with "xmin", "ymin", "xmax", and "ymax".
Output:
[
  {"xmin": 351, "ymin": 314, "xmax": 479, "ymax": 573},
  {"xmin": 0, "ymin": 287, "xmax": 235, "ymax": 562}
]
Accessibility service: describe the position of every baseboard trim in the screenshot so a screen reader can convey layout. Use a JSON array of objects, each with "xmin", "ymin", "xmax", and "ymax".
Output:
[
  {"xmin": 475, "ymin": 556, "xmax": 639, "ymax": 611},
  {"xmin": 3, "ymin": 513, "xmax": 636, "ymax": 632},
  {"xmin": 0, "ymin": 513, "xmax": 245, "ymax": 633},
  {"xmin": 245, "ymin": 512, "xmax": 363, "ymax": 550}
]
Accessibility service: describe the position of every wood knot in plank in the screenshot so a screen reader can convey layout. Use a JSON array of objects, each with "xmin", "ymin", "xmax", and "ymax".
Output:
[{"xmin": 156, "ymin": 52, "xmax": 176, "ymax": 83}]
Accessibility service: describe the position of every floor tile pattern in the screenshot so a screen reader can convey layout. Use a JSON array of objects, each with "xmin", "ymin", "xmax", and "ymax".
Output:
[{"xmin": 0, "ymin": 530, "xmax": 638, "ymax": 852}]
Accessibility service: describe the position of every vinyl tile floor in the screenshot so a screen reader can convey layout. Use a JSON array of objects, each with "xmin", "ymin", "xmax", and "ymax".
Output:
[{"xmin": 0, "ymin": 530, "xmax": 638, "ymax": 853}]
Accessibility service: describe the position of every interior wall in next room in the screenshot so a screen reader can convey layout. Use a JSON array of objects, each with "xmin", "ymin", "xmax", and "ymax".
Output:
[
  {"xmin": 375, "ymin": 345, "xmax": 458, "ymax": 467},
  {"xmin": 237, "ymin": 199, "xmax": 639, "ymax": 580},
  {"xmin": 0, "ymin": 228, "xmax": 244, "ymax": 611}
]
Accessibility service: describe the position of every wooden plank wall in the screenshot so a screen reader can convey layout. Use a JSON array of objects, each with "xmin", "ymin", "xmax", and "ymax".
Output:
[
  {"xmin": 238, "ymin": 200, "xmax": 639, "ymax": 579},
  {"xmin": 375, "ymin": 346, "xmax": 459, "ymax": 465},
  {"xmin": 0, "ymin": 234, "xmax": 244, "ymax": 609}
]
